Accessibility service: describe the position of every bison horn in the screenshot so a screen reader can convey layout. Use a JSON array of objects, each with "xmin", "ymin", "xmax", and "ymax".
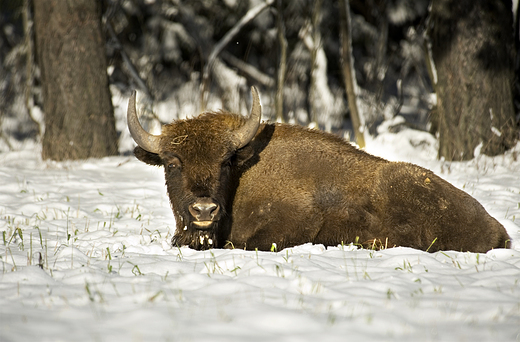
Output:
[
  {"xmin": 127, "ymin": 90, "xmax": 161, "ymax": 154},
  {"xmin": 233, "ymin": 86, "xmax": 262, "ymax": 149}
]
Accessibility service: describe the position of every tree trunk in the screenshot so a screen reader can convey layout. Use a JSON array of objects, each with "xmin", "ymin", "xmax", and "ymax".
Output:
[
  {"xmin": 339, "ymin": 0, "xmax": 365, "ymax": 148},
  {"xmin": 34, "ymin": 0, "xmax": 118, "ymax": 161},
  {"xmin": 429, "ymin": 0, "xmax": 517, "ymax": 161},
  {"xmin": 275, "ymin": 0, "xmax": 287, "ymax": 123}
]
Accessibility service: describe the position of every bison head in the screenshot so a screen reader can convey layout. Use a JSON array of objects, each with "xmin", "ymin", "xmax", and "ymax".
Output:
[{"xmin": 127, "ymin": 87, "xmax": 262, "ymax": 250}]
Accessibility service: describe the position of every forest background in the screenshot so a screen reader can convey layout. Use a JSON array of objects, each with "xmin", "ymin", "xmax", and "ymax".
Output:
[{"xmin": 0, "ymin": 0, "xmax": 519, "ymax": 161}]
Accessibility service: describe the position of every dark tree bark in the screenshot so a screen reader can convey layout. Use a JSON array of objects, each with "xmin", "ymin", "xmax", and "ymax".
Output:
[
  {"xmin": 429, "ymin": 0, "xmax": 517, "ymax": 161},
  {"xmin": 34, "ymin": 0, "xmax": 118, "ymax": 161}
]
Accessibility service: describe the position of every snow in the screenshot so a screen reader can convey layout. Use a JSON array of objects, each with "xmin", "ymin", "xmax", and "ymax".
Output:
[{"xmin": 1, "ymin": 124, "xmax": 520, "ymax": 341}]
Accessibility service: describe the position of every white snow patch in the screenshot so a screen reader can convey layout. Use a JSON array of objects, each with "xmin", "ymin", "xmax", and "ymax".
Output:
[{"xmin": 1, "ymin": 124, "xmax": 519, "ymax": 341}]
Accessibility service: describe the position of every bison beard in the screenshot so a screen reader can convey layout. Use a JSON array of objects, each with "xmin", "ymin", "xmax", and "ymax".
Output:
[
  {"xmin": 127, "ymin": 87, "xmax": 512, "ymax": 253},
  {"xmin": 172, "ymin": 226, "xmax": 217, "ymax": 250}
]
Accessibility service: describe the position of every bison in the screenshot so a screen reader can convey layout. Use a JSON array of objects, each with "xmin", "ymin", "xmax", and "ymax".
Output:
[{"xmin": 128, "ymin": 87, "xmax": 511, "ymax": 253}]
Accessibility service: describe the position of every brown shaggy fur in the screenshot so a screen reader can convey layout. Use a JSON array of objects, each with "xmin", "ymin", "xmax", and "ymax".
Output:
[{"xmin": 134, "ymin": 111, "xmax": 511, "ymax": 252}]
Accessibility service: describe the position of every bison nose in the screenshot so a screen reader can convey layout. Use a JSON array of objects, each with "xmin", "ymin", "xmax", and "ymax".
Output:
[{"xmin": 189, "ymin": 199, "xmax": 220, "ymax": 222}]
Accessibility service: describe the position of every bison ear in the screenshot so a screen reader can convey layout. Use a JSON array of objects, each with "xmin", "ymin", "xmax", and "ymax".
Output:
[
  {"xmin": 134, "ymin": 146, "xmax": 163, "ymax": 166},
  {"xmin": 234, "ymin": 145, "xmax": 255, "ymax": 166}
]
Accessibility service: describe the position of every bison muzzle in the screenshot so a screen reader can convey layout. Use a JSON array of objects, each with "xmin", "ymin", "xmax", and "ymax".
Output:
[{"xmin": 128, "ymin": 87, "xmax": 511, "ymax": 253}]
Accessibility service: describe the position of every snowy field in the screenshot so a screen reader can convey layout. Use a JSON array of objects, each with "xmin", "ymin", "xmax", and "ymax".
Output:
[{"xmin": 1, "ymin": 116, "xmax": 520, "ymax": 341}]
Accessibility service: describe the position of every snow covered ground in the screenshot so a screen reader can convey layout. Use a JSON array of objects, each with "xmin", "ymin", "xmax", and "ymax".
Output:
[{"xmin": 1, "ymin": 119, "xmax": 520, "ymax": 341}]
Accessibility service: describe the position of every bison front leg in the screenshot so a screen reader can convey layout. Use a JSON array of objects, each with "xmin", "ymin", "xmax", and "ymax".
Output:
[{"xmin": 228, "ymin": 198, "xmax": 324, "ymax": 251}]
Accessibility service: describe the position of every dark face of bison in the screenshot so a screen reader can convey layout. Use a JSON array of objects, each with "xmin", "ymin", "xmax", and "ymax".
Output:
[{"xmin": 128, "ymin": 87, "xmax": 262, "ymax": 250}]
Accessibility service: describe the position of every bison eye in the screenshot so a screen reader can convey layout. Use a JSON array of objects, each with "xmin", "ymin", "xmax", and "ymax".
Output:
[
  {"xmin": 222, "ymin": 155, "xmax": 234, "ymax": 168},
  {"xmin": 224, "ymin": 159, "xmax": 232, "ymax": 168},
  {"xmin": 166, "ymin": 157, "xmax": 182, "ymax": 170}
]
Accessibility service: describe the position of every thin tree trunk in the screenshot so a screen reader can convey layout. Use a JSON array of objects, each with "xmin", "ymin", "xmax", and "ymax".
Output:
[
  {"xmin": 373, "ymin": 0, "xmax": 388, "ymax": 102},
  {"xmin": 23, "ymin": 0, "xmax": 41, "ymax": 137},
  {"xmin": 339, "ymin": 0, "xmax": 365, "ymax": 148},
  {"xmin": 275, "ymin": 0, "xmax": 287, "ymax": 123},
  {"xmin": 429, "ymin": 0, "xmax": 517, "ymax": 161},
  {"xmin": 309, "ymin": 0, "xmax": 323, "ymax": 127},
  {"xmin": 34, "ymin": 0, "xmax": 118, "ymax": 161}
]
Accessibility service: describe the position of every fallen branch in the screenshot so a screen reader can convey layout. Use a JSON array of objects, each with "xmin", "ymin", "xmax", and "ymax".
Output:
[{"xmin": 221, "ymin": 51, "xmax": 275, "ymax": 87}]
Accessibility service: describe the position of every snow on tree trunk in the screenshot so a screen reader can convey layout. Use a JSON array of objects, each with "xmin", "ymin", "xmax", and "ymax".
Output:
[
  {"xmin": 300, "ymin": 4, "xmax": 344, "ymax": 132},
  {"xmin": 211, "ymin": 58, "xmax": 248, "ymax": 114}
]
